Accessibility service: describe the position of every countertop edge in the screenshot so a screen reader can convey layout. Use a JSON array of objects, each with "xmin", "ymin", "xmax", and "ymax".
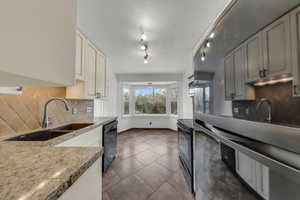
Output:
[{"xmin": 48, "ymin": 147, "xmax": 103, "ymax": 200}]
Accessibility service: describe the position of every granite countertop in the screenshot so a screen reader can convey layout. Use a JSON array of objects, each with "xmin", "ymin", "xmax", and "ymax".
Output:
[{"xmin": 0, "ymin": 117, "xmax": 117, "ymax": 200}]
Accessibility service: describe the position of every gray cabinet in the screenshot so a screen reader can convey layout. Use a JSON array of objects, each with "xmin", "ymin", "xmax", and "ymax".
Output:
[
  {"xmin": 224, "ymin": 53, "xmax": 235, "ymax": 100},
  {"xmin": 262, "ymin": 14, "xmax": 292, "ymax": 78},
  {"xmin": 291, "ymin": 7, "xmax": 300, "ymax": 96},
  {"xmin": 224, "ymin": 46, "xmax": 255, "ymax": 101},
  {"xmin": 245, "ymin": 33, "xmax": 263, "ymax": 83},
  {"xmin": 244, "ymin": 14, "xmax": 292, "ymax": 83}
]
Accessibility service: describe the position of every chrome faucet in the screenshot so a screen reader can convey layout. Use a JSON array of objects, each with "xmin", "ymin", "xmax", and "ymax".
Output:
[
  {"xmin": 256, "ymin": 98, "xmax": 272, "ymax": 123},
  {"xmin": 42, "ymin": 97, "xmax": 70, "ymax": 128}
]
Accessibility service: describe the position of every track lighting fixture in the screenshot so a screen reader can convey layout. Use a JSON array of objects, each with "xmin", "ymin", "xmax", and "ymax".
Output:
[
  {"xmin": 201, "ymin": 52, "xmax": 206, "ymax": 62},
  {"xmin": 140, "ymin": 31, "xmax": 150, "ymax": 64},
  {"xmin": 141, "ymin": 33, "xmax": 147, "ymax": 41},
  {"xmin": 140, "ymin": 44, "xmax": 148, "ymax": 51}
]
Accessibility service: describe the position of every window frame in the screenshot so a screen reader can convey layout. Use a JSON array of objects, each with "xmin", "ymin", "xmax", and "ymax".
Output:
[{"xmin": 121, "ymin": 84, "xmax": 179, "ymax": 117}]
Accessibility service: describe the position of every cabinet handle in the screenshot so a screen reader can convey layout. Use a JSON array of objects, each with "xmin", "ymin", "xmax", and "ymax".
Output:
[
  {"xmin": 95, "ymin": 92, "xmax": 102, "ymax": 99},
  {"xmin": 294, "ymin": 85, "xmax": 298, "ymax": 95},
  {"xmin": 259, "ymin": 70, "xmax": 263, "ymax": 78},
  {"xmin": 262, "ymin": 69, "xmax": 267, "ymax": 77}
]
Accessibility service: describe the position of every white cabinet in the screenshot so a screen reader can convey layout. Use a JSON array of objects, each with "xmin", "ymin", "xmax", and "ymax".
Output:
[
  {"xmin": 96, "ymin": 52, "xmax": 107, "ymax": 98},
  {"xmin": 56, "ymin": 126, "xmax": 102, "ymax": 147},
  {"xmin": 262, "ymin": 14, "xmax": 292, "ymax": 78},
  {"xmin": 0, "ymin": 0, "xmax": 76, "ymax": 86},
  {"xmin": 58, "ymin": 158, "xmax": 102, "ymax": 200},
  {"xmin": 85, "ymin": 41, "xmax": 98, "ymax": 99},
  {"xmin": 236, "ymin": 151, "xmax": 269, "ymax": 200},
  {"xmin": 75, "ymin": 31, "xmax": 86, "ymax": 81},
  {"xmin": 67, "ymin": 32, "xmax": 107, "ymax": 99},
  {"xmin": 291, "ymin": 7, "xmax": 300, "ymax": 96}
]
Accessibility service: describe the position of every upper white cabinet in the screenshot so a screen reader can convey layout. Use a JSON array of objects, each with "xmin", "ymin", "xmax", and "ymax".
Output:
[
  {"xmin": 75, "ymin": 31, "xmax": 86, "ymax": 81},
  {"xmin": 85, "ymin": 41, "xmax": 98, "ymax": 98},
  {"xmin": 291, "ymin": 7, "xmax": 300, "ymax": 96},
  {"xmin": 0, "ymin": 0, "xmax": 76, "ymax": 86},
  {"xmin": 67, "ymin": 31, "xmax": 107, "ymax": 99},
  {"xmin": 96, "ymin": 52, "xmax": 107, "ymax": 98},
  {"xmin": 262, "ymin": 14, "xmax": 292, "ymax": 78}
]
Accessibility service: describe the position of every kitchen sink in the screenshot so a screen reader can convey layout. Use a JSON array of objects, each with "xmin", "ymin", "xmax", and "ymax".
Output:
[
  {"xmin": 53, "ymin": 123, "xmax": 94, "ymax": 131},
  {"xmin": 5, "ymin": 123, "xmax": 94, "ymax": 141}
]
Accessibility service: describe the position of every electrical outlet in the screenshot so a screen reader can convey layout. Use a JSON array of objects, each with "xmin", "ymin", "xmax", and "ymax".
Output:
[
  {"xmin": 72, "ymin": 107, "xmax": 77, "ymax": 115},
  {"xmin": 86, "ymin": 106, "xmax": 93, "ymax": 113}
]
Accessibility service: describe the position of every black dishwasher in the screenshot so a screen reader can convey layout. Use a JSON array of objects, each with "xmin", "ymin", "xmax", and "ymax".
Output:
[{"xmin": 102, "ymin": 120, "xmax": 118, "ymax": 172}]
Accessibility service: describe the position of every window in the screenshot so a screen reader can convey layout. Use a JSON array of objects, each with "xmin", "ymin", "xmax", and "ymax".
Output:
[
  {"xmin": 135, "ymin": 88, "xmax": 167, "ymax": 114},
  {"xmin": 123, "ymin": 88, "xmax": 129, "ymax": 115},
  {"xmin": 194, "ymin": 83, "xmax": 212, "ymax": 114},
  {"xmin": 170, "ymin": 87, "xmax": 178, "ymax": 115}
]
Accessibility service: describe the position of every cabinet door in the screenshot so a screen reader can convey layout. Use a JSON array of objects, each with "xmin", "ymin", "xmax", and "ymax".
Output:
[
  {"xmin": 291, "ymin": 7, "xmax": 300, "ymax": 96},
  {"xmin": 96, "ymin": 51, "xmax": 106, "ymax": 98},
  {"xmin": 0, "ymin": 0, "xmax": 76, "ymax": 86},
  {"xmin": 224, "ymin": 54, "xmax": 235, "ymax": 100},
  {"xmin": 75, "ymin": 31, "xmax": 86, "ymax": 81},
  {"xmin": 234, "ymin": 46, "xmax": 246, "ymax": 99},
  {"xmin": 85, "ymin": 41, "xmax": 97, "ymax": 98},
  {"xmin": 58, "ymin": 158, "xmax": 102, "ymax": 200},
  {"xmin": 262, "ymin": 14, "xmax": 292, "ymax": 77},
  {"xmin": 236, "ymin": 151, "xmax": 256, "ymax": 189},
  {"xmin": 245, "ymin": 33, "xmax": 263, "ymax": 83},
  {"xmin": 255, "ymin": 162, "xmax": 269, "ymax": 200}
]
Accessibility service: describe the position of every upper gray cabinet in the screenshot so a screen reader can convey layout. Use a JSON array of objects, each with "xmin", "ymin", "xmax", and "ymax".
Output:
[
  {"xmin": 224, "ymin": 46, "xmax": 255, "ymax": 101},
  {"xmin": 244, "ymin": 13, "xmax": 292, "ymax": 83},
  {"xmin": 291, "ymin": 7, "xmax": 300, "ymax": 96},
  {"xmin": 245, "ymin": 33, "xmax": 263, "ymax": 83},
  {"xmin": 262, "ymin": 14, "xmax": 292, "ymax": 78},
  {"xmin": 224, "ymin": 53, "xmax": 235, "ymax": 100}
]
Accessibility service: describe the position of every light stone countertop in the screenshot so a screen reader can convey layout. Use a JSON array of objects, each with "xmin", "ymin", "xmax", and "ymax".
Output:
[{"xmin": 0, "ymin": 117, "xmax": 117, "ymax": 200}]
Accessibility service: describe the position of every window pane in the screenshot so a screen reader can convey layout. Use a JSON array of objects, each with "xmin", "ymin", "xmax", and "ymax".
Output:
[
  {"xmin": 123, "ymin": 88, "xmax": 129, "ymax": 114},
  {"xmin": 170, "ymin": 87, "xmax": 178, "ymax": 115},
  {"xmin": 135, "ymin": 88, "xmax": 166, "ymax": 114},
  {"xmin": 153, "ymin": 88, "xmax": 166, "ymax": 114}
]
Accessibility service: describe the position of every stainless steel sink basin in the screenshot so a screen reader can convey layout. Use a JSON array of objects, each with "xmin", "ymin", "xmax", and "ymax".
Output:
[
  {"xmin": 54, "ymin": 123, "xmax": 94, "ymax": 131},
  {"xmin": 5, "ymin": 123, "xmax": 94, "ymax": 141}
]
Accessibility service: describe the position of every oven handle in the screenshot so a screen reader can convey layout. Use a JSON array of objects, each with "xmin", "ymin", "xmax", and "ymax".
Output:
[{"xmin": 177, "ymin": 123, "xmax": 192, "ymax": 134}]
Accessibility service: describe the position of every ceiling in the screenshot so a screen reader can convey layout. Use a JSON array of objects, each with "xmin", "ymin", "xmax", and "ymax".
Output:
[{"xmin": 77, "ymin": 0, "xmax": 230, "ymax": 74}]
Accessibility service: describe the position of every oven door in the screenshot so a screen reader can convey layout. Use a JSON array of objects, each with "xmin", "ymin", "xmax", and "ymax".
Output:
[{"xmin": 178, "ymin": 122, "xmax": 195, "ymax": 193}]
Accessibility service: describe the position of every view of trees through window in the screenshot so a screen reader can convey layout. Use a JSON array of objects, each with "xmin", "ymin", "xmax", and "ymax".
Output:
[
  {"xmin": 170, "ymin": 87, "xmax": 178, "ymax": 115},
  {"xmin": 135, "ymin": 88, "xmax": 166, "ymax": 114},
  {"xmin": 123, "ymin": 88, "xmax": 129, "ymax": 114}
]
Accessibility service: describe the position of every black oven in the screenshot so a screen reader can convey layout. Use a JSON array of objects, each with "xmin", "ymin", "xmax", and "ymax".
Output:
[{"xmin": 177, "ymin": 119, "xmax": 195, "ymax": 194}]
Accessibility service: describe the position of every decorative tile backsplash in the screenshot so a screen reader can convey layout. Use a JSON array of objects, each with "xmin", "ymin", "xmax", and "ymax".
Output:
[
  {"xmin": 0, "ymin": 87, "xmax": 93, "ymax": 139},
  {"xmin": 232, "ymin": 81, "xmax": 300, "ymax": 125}
]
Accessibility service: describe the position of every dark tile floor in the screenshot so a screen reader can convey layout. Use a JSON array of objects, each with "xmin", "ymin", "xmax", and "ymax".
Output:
[{"xmin": 102, "ymin": 129, "xmax": 194, "ymax": 200}]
